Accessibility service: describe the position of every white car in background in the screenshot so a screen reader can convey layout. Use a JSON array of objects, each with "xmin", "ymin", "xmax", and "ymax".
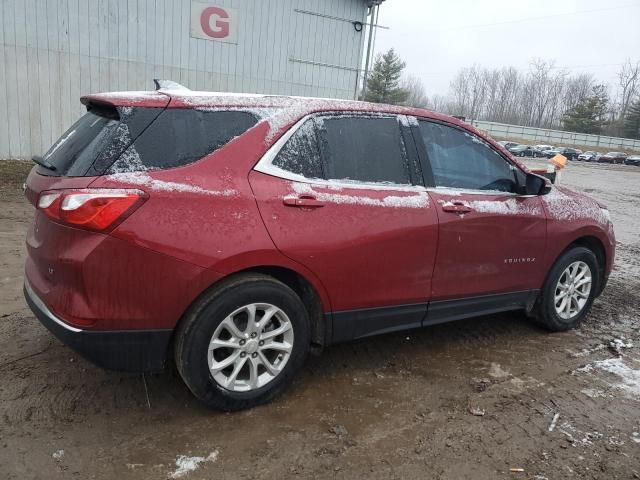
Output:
[
  {"xmin": 578, "ymin": 151, "xmax": 601, "ymax": 162},
  {"xmin": 534, "ymin": 144, "xmax": 554, "ymax": 152}
]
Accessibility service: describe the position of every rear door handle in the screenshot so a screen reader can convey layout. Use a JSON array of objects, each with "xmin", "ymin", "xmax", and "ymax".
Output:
[
  {"xmin": 441, "ymin": 201, "xmax": 472, "ymax": 214},
  {"xmin": 283, "ymin": 195, "xmax": 325, "ymax": 209}
]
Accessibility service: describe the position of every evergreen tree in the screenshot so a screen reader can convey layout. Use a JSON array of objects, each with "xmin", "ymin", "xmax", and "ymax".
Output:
[
  {"xmin": 364, "ymin": 49, "xmax": 409, "ymax": 104},
  {"xmin": 624, "ymin": 98, "xmax": 640, "ymax": 139},
  {"xmin": 562, "ymin": 85, "xmax": 609, "ymax": 134}
]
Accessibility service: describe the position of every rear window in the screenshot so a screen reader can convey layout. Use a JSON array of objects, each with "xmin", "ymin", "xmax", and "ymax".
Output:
[
  {"xmin": 39, "ymin": 107, "xmax": 258, "ymax": 176},
  {"xmin": 39, "ymin": 106, "xmax": 163, "ymax": 177},
  {"xmin": 109, "ymin": 109, "xmax": 258, "ymax": 172}
]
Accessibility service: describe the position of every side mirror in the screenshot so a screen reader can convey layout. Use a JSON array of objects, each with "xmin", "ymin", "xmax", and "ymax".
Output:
[{"xmin": 525, "ymin": 173, "xmax": 552, "ymax": 195}]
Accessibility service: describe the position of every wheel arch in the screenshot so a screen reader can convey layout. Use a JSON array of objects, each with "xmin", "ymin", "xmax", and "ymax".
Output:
[
  {"xmin": 170, "ymin": 263, "xmax": 331, "ymax": 362},
  {"xmin": 549, "ymin": 235, "xmax": 607, "ymax": 296},
  {"xmin": 232, "ymin": 265, "xmax": 330, "ymax": 349},
  {"xmin": 567, "ymin": 235, "xmax": 607, "ymax": 295}
]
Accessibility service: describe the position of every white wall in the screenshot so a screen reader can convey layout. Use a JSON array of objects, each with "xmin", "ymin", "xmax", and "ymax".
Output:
[
  {"xmin": 0, "ymin": 0, "xmax": 368, "ymax": 159},
  {"xmin": 472, "ymin": 120, "xmax": 640, "ymax": 151}
]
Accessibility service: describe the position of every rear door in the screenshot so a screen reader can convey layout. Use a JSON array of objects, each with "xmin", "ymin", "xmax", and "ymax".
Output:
[
  {"xmin": 413, "ymin": 119, "xmax": 547, "ymax": 321},
  {"xmin": 250, "ymin": 113, "xmax": 438, "ymax": 341}
]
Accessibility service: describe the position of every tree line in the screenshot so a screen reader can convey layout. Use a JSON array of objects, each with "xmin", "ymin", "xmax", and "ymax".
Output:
[{"xmin": 363, "ymin": 50, "xmax": 640, "ymax": 139}]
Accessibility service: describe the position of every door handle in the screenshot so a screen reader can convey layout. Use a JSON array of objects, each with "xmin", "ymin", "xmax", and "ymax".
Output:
[
  {"xmin": 441, "ymin": 201, "xmax": 472, "ymax": 214},
  {"xmin": 283, "ymin": 195, "xmax": 325, "ymax": 209}
]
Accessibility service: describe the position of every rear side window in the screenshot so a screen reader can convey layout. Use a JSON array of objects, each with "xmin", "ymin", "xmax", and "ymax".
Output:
[
  {"xmin": 110, "ymin": 110, "xmax": 258, "ymax": 172},
  {"xmin": 418, "ymin": 121, "xmax": 516, "ymax": 192},
  {"xmin": 271, "ymin": 119, "xmax": 323, "ymax": 179},
  {"xmin": 318, "ymin": 116, "xmax": 410, "ymax": 184}
]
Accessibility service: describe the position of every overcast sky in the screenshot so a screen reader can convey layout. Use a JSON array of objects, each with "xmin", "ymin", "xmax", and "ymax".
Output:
[{"xmin": 373, "ymin": 0, "xmax": 640, "ymax": 97}]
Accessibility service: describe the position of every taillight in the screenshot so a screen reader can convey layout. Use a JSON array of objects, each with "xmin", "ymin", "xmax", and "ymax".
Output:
[{"xmin": 37, "ymin": 189, "xmax": 147, "ymax": 232}]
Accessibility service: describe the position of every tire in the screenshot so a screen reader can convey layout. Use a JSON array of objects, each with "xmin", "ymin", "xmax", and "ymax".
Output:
[
  {"xmin": 529, "ymin": 246, "xmax": 599, "ymax": 331},
  {"xmin": 174, "ymin": 273, "xmax": 311, "ymax": 411}
]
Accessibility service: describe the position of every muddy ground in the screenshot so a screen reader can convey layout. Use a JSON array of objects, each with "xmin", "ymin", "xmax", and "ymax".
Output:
[{"xmin": 1, "ymin": 161, "xmax": 639, "ymax": 479}]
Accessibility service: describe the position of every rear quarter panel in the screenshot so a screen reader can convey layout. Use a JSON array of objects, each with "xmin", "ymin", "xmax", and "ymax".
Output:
[{"xmin": 92, "ymin": 121, "xmax": 332, "ymax": 311}]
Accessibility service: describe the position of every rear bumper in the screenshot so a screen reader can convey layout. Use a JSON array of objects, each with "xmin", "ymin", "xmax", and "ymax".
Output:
[{"xmin": 24, "ymin": 281, "xmax": 172, "ymax": 372}]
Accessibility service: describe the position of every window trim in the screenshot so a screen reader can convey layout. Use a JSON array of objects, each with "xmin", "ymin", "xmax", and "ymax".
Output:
[
  {"xmin": 413, "ymin": 117, "xmax": 527, "ymax": 196},
  {"xmin": 254, "ymin": 112, "xmax": 426, "ymax": 192}
]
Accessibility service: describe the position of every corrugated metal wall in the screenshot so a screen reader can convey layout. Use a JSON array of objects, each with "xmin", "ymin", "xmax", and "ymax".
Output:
[{"xmin": 0, "ymin": 0, "xmax": 368, "ymax": 159}]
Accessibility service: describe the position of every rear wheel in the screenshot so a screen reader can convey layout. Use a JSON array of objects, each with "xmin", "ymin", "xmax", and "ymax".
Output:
[
  {"xmin": 174, "ymin": 274, "xmax": 311, "ymax": 411},
  {"xmin": 530, "ymin": 247, "xmax": 599, "ymax": 331}
]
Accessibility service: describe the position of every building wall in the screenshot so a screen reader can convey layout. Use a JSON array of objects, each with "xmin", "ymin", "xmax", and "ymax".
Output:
[
  {"xmin": 0, "ymin": 0, "xmax": 368, "ymax": 159},
  {"xmin": 472, "ymin": 120, "xmax": 640, "ymax": 151}
]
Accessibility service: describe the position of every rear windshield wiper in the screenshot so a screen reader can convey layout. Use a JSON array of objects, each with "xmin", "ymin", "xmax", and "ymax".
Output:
[{"xmin": 31, "ymin": 155, "xmax": 57, "ymax": 171}]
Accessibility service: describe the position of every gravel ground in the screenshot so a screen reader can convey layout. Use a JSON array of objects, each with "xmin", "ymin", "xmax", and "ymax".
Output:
[{"xmin": 0, "ymin": 161, "xmax": 639, "ymax": 479}]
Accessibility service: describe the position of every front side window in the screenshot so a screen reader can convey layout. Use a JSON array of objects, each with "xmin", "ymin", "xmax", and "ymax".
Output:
[
  {"xmin": 318, "ymin": 116, "xmax": 411, "ymax": 185},
  {"xmin": 418, "ymin": 121, "xmax": 516, "ymax": 192}
]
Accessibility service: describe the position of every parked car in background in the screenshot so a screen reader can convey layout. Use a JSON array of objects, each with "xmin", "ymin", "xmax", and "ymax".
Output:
[
  {"xmin": 497, "ymin": 141, "xmax": 519, "ymax": 150},
  {"xmin": 23, "ymin": 84, "xmax": 616, "ymax": 410},
  {"xmin": 598, "ymin": 152, "xmax": 627, "ymax": 164},
  {"xmin": 578, "ymin": 151, "xmax": 601, "ymax": 162},
  {"xmin": 544, "ymin": 147, "xmax": 582, "ymax": 160},
  {"xmin": 508, "ymin": 144, "xmax": 546, "ymax": 157},
  {"xmin": 534, "ymin": 144, "xmax": 554, "ymax": 152},
  {"xmin": 624, "ymin": 154, "xmax": 640, "ymax": 166}
]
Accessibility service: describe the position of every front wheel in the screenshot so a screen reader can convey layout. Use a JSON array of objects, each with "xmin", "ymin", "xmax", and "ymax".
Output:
[
  {"xmin": 529, "ymin": 246, "xmax": 599, "ymax": 331},
  {"xmin": 174, "ymin": 274, "xmax": 311, "ymax": 411}
]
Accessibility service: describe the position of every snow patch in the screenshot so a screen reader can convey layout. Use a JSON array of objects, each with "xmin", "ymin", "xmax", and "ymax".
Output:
[
  {"xmin": 438, "ymin": 197, "xmax": 541, "ymax": 216},
  {"xmin": 108, "ymin": 172, "xmax": 236, "ymax": 197},
  {"xmin": 558, "ymin": 422, "xmax": 602, "ymax": 446},
  {"xmin": 580, "ymin": 388, "xmax": 610, "ymax": 399},
  {"xmin": 290, "ymin": 182, "xmax": 429, "ymax": 209},
  {"xmin": 469, "ymin": 198, "xmax": 541, "ymax": 216},
  {"xmin": 610, "ymin": 338, "xmax": 633, "ymax": 351},
  {"xmin": 577, "ymin": 357, "xmax": 640, "ymax": 398},
  {"xmin": 108, "ymin": 139, "xmax": 144, "ymax": 173},
  {"xmin": 194, "ymin": 106, "xmax": 279, "ymax": 120},
  {"xmin": 93, "ymin": 91, "xmax": 167, "ymax": 102},
  {"xmin": 52, "ymin": 449, "xmax": 64, "ymax": 461},
  {"xmin": 488, "ymin": 362, "xmax": 510, "ymax": 379},
  {"xmin": 170, "ymin": 450, "xmax": 219, "ymax": 479},
  {"xmin": 542, "ymin": 187, "xmax": 610, "ymax": 225}
]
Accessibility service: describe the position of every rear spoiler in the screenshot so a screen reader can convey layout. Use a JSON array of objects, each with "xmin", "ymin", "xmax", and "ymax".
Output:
[
  {"xmin": 80, "ymin": 90, "xmax": 171, "ymax": 110},
  {"xmin": 80, "ymin": 79, "xmax": 191, "ymax": 110}
]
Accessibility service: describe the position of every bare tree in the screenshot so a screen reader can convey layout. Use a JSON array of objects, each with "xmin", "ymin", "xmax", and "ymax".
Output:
[
  {"xmin": 402, "ymin": 75, "xmax": 428, "ymax": 108},
  {"xmin": 616, "ymin": 59, "xmax": 640, "ymax": 121},
  {"xmin": 439, "ymin": 58, "xmax": 636, "ymax": 131},
  {"xmin": 425, "ymin": 94, "xmax": 451, "ymax": 114}
]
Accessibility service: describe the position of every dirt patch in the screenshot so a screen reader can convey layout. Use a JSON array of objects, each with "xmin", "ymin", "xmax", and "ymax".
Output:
[
  {"xmin": 1, "ymin": 162, "xmax": 639, "ymax": 479},
  {"xmin": 0, "ymin": 159, "xmax": 32, "ymax": 190}
]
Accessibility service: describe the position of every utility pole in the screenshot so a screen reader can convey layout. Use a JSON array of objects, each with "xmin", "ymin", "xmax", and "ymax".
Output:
[{"xmin": 361, "ymin": 3, "xmax": 380, "ymax": 100}]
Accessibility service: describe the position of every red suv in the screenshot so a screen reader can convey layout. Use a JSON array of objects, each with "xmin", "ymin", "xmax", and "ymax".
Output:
[{"xmin": 24, "ymin": 83, "xmax": 615, "ymax": 410}]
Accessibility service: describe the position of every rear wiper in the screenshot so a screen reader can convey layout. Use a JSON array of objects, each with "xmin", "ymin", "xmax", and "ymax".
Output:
[{"xmin": 31, "ymin": 155, "xmax": 57, "ymax": 171}]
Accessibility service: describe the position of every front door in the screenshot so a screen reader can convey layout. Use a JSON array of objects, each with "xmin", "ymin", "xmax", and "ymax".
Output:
[
  {"xmin": 250, "ymin": 113, "xmax": 439, "ymax": 341},
  {"xmin": 413, "ymin": 119, "xmax": 547, "ymax": 318}
]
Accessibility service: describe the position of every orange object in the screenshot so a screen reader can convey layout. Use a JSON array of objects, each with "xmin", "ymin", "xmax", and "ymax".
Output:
[{"xmin": 551, "ymin": 154, "xmax": 568, "ymax": 169}]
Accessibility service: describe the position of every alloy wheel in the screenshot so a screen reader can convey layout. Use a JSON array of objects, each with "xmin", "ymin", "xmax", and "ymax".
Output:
[
  {"xmin": 207, "ymin": 303, "xmax": 294, "ymax": 392},
  {"xmin": 554, "ymin": 261, "xmax": 592, "ymax": 320}
]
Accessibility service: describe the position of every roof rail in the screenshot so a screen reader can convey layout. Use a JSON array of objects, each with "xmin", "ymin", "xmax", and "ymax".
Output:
[{"xmin": 153, "ymin": 79, "xmax": 190, "ymax": 91}]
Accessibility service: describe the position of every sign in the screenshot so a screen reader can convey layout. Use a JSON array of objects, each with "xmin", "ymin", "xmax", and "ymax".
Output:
[{"xmin": 191, "ymin": 2, "xmax": 238, "ymax": 44}]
